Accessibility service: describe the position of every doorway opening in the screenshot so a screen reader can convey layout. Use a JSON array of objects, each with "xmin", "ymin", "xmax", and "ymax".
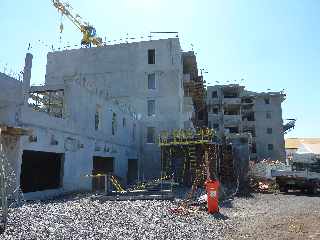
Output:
[
  {"xmin": 92, "ymin": 156, "xmax": 114, "ymax": 192},
  {"xmin": 20, "ymin": 150, "xmax": 64, "ymax": 193}
]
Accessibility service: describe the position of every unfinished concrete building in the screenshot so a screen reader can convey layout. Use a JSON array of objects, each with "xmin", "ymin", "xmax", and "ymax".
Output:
[
  {"xmin": 182, "ymin": 52, "xmax": 207, "ymax": 128},
  {"xmin": 0, "ymin": 53, "xmax": 140, "ymax": 199},
  {"xmin": 207, "ymin": 84, "xmax": 285, "ymax": 161},
  {"xmin": 44, "ymin": 38, "xmax": 195, "ymax": 178}
]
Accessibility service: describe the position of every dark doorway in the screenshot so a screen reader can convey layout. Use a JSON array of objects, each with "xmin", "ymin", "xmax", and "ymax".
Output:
[
  {"xmin": 20, "ymin": 150, "xmax": 63, "ymax": 193},
  {"xmin": 92, "ymin": 156, "xmax": 114, "ymax": 192},
  {"xmin": 127, "ymin": 159, "xmax": 138, "ymax": 184}
]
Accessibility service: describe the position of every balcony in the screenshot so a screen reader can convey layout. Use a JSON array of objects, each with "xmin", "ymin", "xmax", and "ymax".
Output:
[
  {"xmin": 242, "ymin": 119, "xmax": 255, "ymax": 127},
  {"xmin": 223, "ymin": 115, "xmax": 241, "ymax": 126},
  {"xmin": 207, "ymin": 98, "xmax": 221, "ymax": 105},
  {"xmin": 241, "ymin": 97, "xmax": 255, "ymax": 104},
  {"xmin": 222, "ymin": 97, "xmax": 241, "ymax": 105},
  {"xmin": 208, "ymin": 113, "xmax": 221, "ymax": 123}
]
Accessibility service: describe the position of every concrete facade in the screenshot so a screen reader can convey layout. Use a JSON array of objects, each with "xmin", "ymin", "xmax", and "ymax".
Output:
[
  {"xmin": 45, "ymin": 38, "xmax": 193, "ymax": 178},
  {"xmin": 0, "ymin": 56, "xmax": 140, "ymax": 199},
  {"xmin": 207, "ymin": 84, "xmax": 285, "ymax": 161}
]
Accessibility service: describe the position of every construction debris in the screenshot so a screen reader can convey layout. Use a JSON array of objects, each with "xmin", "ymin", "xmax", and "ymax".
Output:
[
  {"xmin": 249, "ymin": 178, "xmax": 279, "ymax": 193},
  {"xmin": 248, "ymin": 159, "xmax": 290, "ymax": 193},
  {"xmin": 249, "ymin": 159, "xmax": 290, "ymax": 179}
]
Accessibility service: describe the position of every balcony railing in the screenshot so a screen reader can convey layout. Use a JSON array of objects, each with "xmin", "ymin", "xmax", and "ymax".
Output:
[
  {"xmin": 223, "ymin": 115, "xmax": 241, "ymax": 125},
  {"xmin": 222, "ymin": 97, "xmax": 241, "ymax": 105}
]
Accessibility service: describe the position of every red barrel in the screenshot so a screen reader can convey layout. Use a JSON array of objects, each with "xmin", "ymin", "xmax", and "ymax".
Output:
[{"xmin": 205, "ymin": 180, "xmax": 220, "ymax": 213}]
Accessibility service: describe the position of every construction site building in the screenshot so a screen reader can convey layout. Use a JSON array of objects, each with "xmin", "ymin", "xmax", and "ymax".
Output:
[
  {"xmin": 207, "ymin": 84, "xmax": 285, "ymax": 161},
  {"xmin": 44, "ymin": 38, "xmax": 195, "ymax": 179},
  {"xmin": 0, "ymin": 53, "xmax": 140, "ymax": 199}
]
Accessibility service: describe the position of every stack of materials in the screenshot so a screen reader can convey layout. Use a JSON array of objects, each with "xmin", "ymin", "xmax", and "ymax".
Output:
[
  {"xmin": 249, "ymin": 159, "xmax": 290, "ymax": 180},
  {"xmin": 249, "ymin": 159, "xmax": 290, "ymax": 192}
]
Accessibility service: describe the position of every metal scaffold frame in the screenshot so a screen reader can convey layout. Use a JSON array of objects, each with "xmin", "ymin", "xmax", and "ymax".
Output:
[{"xmin": 158, "ymin": 129, "xmax": 222, "ymax": 188}]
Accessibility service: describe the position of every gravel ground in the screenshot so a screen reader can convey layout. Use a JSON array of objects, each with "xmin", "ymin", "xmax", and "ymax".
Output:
[
  {"xmin": 223, "ymin": 192, "xmax": 320, "ymax": 240},
  {"xmin": 2, "ymin": 192, "xmax": 320, "ymax": 239},
  {"xmin": 2, "ymin": 194, "xmax": 232, "ymax": 240}
]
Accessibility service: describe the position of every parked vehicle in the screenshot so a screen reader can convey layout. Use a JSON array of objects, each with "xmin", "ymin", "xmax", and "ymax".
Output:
[{"xmin": 272, "ymin": 154, "xmax": 320, "ymax": 194}]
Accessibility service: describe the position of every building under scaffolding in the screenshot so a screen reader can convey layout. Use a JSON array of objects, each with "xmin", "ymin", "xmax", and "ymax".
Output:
[{"xmin": 183, "ymin": 52, "xmax": 207, "ymax": 128}]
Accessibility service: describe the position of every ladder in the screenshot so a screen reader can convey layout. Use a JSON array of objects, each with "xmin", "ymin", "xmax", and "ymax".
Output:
[
  {"xmin": 110, "ymin": 175, "xmax": 125, "ymax": 192},
  {"xmin": 189, "ymin": 145, "xmax": 197, "ymax": 178}
]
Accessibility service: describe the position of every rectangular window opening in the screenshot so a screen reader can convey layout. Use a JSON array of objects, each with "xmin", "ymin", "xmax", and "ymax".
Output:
[
  {"xmin": 148, "ymin": 73, "xmax": 156, "ymax": 89},
  {"xmin": 133, "ymin": 123, "xmax": 136, "ymax": 141},
  {"xmin": 148, "ymin": 49, "xmax": 155, "ymax": 64},
  {"xmin": 211, "ymin": 91, "xmax": 217, "ymax": 98},
  {"xmin": 266, "ymin": 111, "xmax": 272, "ymax": 119},
  {"xmin": 147, "ymin": 127, "xmax": 155, "ymax": 143},
  {"xmin": 212, "ymin": 108, "xmax": 218, "ymax": 114},
  {"xmin": 251, "ymin": 143, "xmax": 257, "ymax": 153},
  {"xmin": 268, "ymin": 144, "xmax": 274, "ymax": 150},
  {"xmin": 267, "ymin": 128, "xmax": 272, "ymax": 134},
  {"xmin": 28, "ymin": 90, "xmax": 64, "ymax": 118},
  {"xmin": 112, "ymin": 113, "xmax": 117, "ymax": 135},
  {"xmin": 264, "ymin": 98, "xmax": 270, "ymax": 104},
  {"xmin": 95, "ymin": 105, "xmax": 101, "ymax": 130},
  {"xmin": 147, "ymin": 100, "xmax": 155, "ymax": 116}
]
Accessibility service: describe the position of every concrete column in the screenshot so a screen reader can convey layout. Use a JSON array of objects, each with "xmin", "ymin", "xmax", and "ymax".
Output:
[{"xmin": 23, "ymin": 53, "xmax": 33, "ymax": 105}]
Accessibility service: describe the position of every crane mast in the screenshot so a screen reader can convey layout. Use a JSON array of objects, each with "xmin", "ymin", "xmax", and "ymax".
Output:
[{"xmin": 52, "ymin": 0, "xmax": 103, "ymax": 47}]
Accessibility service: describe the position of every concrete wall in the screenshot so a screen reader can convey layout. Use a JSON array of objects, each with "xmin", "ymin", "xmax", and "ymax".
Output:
[
  {"xmin": 19, "ymin": 80, "xmax": 139, "ymax": 199},
  {"xmin": 0, "ymin": 68, "xmax": 140, "ymax": 199},
  {"xmin": 0, "ymin": 73, "xmax": 23, "ymax": 126},
  {"xmin": 0, "ymin": 73, "xmax": 23, "ymax": 106},
  {"xmin": 45, "ymin": 38, "xmax": 186, "ymax": 179}
]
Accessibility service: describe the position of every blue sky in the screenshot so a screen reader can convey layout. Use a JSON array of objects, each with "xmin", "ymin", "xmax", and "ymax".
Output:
[{"xmin": 1, "ymin": 0, "xmax": 319, "ymax": 137}]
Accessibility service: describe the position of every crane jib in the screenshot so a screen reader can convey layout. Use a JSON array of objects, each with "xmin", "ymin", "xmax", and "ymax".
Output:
[{"xmin": 51, "ymin": 0, "xmax": 103, "ymax": 47}]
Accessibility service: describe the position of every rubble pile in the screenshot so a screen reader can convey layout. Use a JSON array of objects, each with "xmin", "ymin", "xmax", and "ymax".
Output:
[
  {"xmin": 249, "ymin": 159, "xmax": 289, "ymax": 179},
  {"xmin": 248, "ymin": 160, "xmax": 289, "ymax": 192},
  {"xmin": 2, "ymin": 194, "xmax": 231, "ymax": 240}
]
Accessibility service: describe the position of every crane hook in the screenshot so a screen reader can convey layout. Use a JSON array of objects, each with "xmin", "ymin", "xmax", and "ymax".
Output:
[{"xmin": 60, "ymin": 23, "xmax": 64, "ymax": 33}]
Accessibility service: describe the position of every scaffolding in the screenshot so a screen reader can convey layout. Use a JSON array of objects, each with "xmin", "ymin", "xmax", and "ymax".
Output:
[
  {"xmin": 159, "ymin": 129, "xmax": 222, "ymax": 188},
  {"xmin": 28, "ymin": 89, "xmax": 64, "ymax": 118},
  {"xmin": 182, "ymin": 52, "xmax": 207, "ymax": 128}
]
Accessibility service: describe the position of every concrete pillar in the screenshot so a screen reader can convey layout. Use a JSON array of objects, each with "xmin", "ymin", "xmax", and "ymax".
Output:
[{"xmin": 23, "ymin": 53, "xmax": 33, "ymax": 105}]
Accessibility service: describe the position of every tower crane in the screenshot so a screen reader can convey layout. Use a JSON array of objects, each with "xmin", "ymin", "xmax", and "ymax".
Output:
[{"xmin": 51, "ymin": 0, "xmax": 103, "ymax": 47}]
